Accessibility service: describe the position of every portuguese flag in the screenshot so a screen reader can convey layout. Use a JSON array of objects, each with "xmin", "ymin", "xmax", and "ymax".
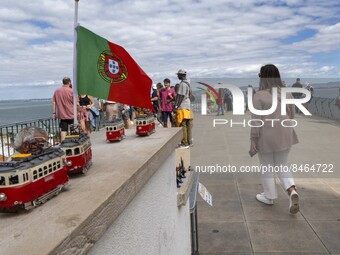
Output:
[{"xmin": 77, "ymin": 26, "xmax": 153, "ymax": 110}]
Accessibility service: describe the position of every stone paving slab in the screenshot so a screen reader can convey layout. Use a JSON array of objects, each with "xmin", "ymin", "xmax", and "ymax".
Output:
[
  {"xmin": 299, "ymin": 199, "xmax": 340, "ymax": 221},
  {"xmin": 200, "ymin": 253, "xmax": 253, "ymax": 255},
  {"xmin": 192, "ymin": 113, "xmax": 340, "ymax": 254},
  {"xmin": 198, "ymin": 183, "xmax": 239, "ymax": 201},
  {"xmin": 247, "ymin": 220, "xmax": 328, "ymax": 253},
  {"xmin": 323, "ymin": 178, "xmax": 340, "ymax": 183},
  {"xmin": 197, "ymin": 200, "xmax": 244, "ymax": 222},
  {"xmin": 296, "ymin": 182, "xmax": 340, "ymax": 199},
  {"xmin": 254, "ymin": 253, "xmax": 329, "ymax": 255},
  {"xmin": 310, "ymin": 221, "xmax": 340, "ymax": 254},
  {"xmin": 325, "ymin": 181, "xmax": 340, "ymax": 194},
  {"xmin": 199, "ymin": 174, "xmax": 236, "ymax": 185},
  {"xmin": 198, "ymin": 222, "xmax": 252, "ymax": 253}
]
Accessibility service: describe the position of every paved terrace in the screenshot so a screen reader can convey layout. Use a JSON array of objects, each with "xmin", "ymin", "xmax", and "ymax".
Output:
[{"xmin": 191, "ymin": 112, "xmax": 340, "ymax": 255}]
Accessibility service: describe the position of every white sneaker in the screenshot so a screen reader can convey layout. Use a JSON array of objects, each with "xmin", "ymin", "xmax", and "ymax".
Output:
[
  {"xmin": 256, "ymin": 192, "xmax": 274, "ymax": 205},
  {"xmin": 178, "ymin": 144, "xmax": 189, "ymax": 149},
  {"xmin": 289, "ymin": 190, "xmax": 299, "ymax": 214}
]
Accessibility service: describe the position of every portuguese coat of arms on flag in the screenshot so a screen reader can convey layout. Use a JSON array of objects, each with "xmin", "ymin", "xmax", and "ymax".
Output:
[{"xmin": 77, "ymin": 26, "xmax": 153, "ymax": 110}]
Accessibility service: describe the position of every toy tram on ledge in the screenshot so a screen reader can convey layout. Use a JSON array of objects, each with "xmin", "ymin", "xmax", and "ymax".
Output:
[
  {"xmin": 60, "ymin": 132, "xmax": 92, "ymax": 174},
  {"xmin": 0, "ymin": 147, "xmax": 69, "ymax": 213},
  {"xmin": 135, "ymin": 114, "xmax": 155, "ymax": 136},
  {"xmin": 106, "ymin": 118, "xmax": 125, "ymax": 142}
]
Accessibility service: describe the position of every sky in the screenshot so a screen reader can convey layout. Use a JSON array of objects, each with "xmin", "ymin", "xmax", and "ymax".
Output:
[{"xmin": 0, "ymin": 0, "xmax": 339, "ymax": 100}]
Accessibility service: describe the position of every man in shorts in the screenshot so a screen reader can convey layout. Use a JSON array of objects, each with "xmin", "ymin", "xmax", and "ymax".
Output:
[
  {"xmin": 173, "ymin": 69, "xmax": 192, "ymax": 149},
  {"xmin": 52, "ymin": 77, "xmax": 74, "ymax": 142}
]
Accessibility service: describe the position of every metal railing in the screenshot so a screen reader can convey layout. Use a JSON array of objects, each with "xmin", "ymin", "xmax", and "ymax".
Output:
[
  {"xmin": 191, "ymin": 99, "xmax": 227, "ymax": 114},
  {"xmin": 307, "ymin": 97, "xmax": 340, "ymax": 121},
  {"xmin": 0, "ymin": 118, "xmax": 60, "ymax": 162},
  {"xmin": 191, "ymin": 102, "xmax": 202, "ymax": 113}
]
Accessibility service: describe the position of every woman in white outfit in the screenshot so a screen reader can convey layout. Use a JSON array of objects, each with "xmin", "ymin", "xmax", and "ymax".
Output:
[{"xmin": 249, "ymin": 64, "xmax": 300, "ymax": 214}]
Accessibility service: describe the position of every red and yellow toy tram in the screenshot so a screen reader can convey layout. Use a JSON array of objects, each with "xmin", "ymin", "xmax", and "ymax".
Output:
[
  {"xmin": 0, "ymin": 147, "xmax": 69, "ymax": 213},
  {"xmin": 60, "ymin": 133, "xmax": 92, "ymax": 174},
  {"xmin": 135, "ymin": 115, "xmax": 155, "ymax": 136},
  {"xmin": 106, "ymin": 118, "xmax": 125, "ymax": 142}
]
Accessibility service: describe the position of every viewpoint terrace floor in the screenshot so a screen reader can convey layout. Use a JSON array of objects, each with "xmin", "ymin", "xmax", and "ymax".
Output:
[{"xmin": 190, "ymin": 112, "xmax": 340, "ymax": 255}]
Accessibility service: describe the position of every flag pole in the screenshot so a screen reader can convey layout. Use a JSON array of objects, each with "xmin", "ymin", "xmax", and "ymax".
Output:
[{"xmin": 73, "ymin": 0, "xmax": 79, "ymax": 124}]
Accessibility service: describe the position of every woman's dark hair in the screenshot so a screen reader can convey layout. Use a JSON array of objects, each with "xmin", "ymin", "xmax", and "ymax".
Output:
[
  {"xmin": 258, "ymin": 64, "xmax": 283, "ymax": 91},
  {"xmin": 156, "ymin": 82, "xmax": 163, "ymax": 89}
]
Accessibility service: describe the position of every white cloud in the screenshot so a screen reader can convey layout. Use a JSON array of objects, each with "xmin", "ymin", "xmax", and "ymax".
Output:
[
  {"xmin": 289, "ymin": 23, "xmax": 340, "ymax": 53},
  {"xmin": 0, "ymin": 0, "xmax": 339, "ymax": 99}
]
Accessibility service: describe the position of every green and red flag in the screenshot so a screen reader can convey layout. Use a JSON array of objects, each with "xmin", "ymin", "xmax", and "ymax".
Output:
[{"xmin": 77, "ymin": 26, "xmax": 153, "ymax": 110}]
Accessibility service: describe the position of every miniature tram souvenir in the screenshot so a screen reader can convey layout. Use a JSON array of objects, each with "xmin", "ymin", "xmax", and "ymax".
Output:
[
  {"xmin": 106, "ymin": 118, "xmax": 125, "ymax": 142},
  {"xmin": 135, "ymin": 115, "xmax": 155, "ymax": 136},
  {"xmin": 135, "ymin": 108, "xmax": 155, "ymax": 136},
  {"xmin": 60, "ymin": 125, "xmax": 92, "ymax": 174},
  {"xmin": 0, "ymin": 147, "xmax": 69, "ymax": 213}
]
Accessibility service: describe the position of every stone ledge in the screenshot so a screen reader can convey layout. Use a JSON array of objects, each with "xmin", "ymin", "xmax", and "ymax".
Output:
[
  {"xmin": 177, "ymin": 169, "xmax": 195, "ymax": 206},
  {"xmin": 0, "ymin": 127, "xmax": 181, "ymax": 255}
]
